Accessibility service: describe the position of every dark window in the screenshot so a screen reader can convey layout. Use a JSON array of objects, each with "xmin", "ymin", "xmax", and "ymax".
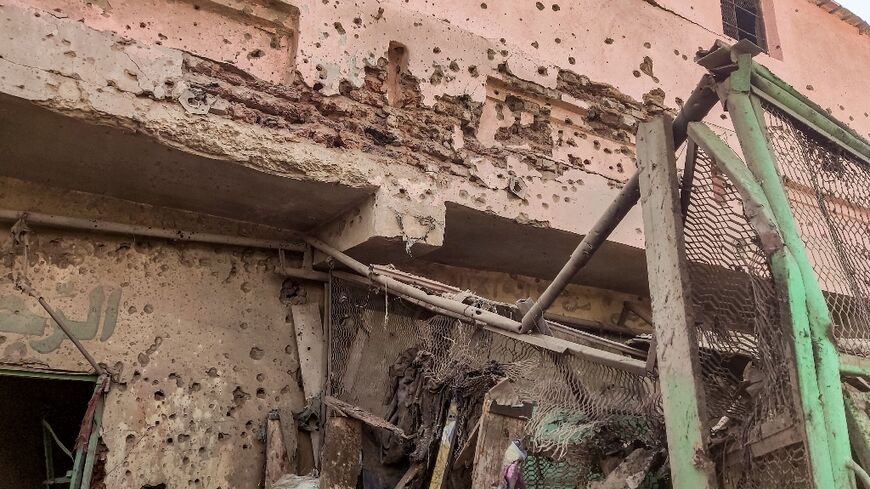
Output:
[{"xmin": 721, "ymin": 0, "xmax": 767, "ymax": 50}]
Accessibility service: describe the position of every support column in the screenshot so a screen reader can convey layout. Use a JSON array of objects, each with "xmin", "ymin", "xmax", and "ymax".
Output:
[{"xmin": 636, "ymin": 115, "xmax": 717, "ymax": 489}]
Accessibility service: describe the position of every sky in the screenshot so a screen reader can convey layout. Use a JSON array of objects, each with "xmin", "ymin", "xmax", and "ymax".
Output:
[{"xmin": 837, "ymin": 0, "xmax": 870, "ymax": 22}]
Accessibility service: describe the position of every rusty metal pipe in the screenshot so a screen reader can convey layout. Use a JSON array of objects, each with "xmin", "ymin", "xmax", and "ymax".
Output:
[
  {"xmin": 15, "ymin": 280, "xmax": 105, "ymax": 375},
  {"xmin": 519, "ymin": 75, "xmax": 719, "ymax": 332},
  {"xmin": 0, "ymin": 209, "xmax": 305, "ymax": 252},
  {"xmin": 304, "ymin": 235, "xmax": 524, "ymax": 333}
]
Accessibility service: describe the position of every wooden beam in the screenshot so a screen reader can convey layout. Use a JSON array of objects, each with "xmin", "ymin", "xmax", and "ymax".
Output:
[
  {"xmin": 291, "ymin": 302, "xmax": 326, "ymax": 468},
  {"xmin": 265, "ymin": 412, "xmax": 291, "ymax": 489},
  {"xmin": 637, "ymin": 115, "xmax": 717, "ymax": 489},
  {"xmin": 470, "ymin": 382, "xmax": 528, "ymax": 488},
  {"xmin": 320, "ymin": 417, "xmax": 362, "ymax": 489},
  {"xmin": 428, "ymin": 400, "xmax": 458, "ymax": 489},
  {"xmin": 323, "ymin": 395, "xmax": 408, "ymax": 438}
]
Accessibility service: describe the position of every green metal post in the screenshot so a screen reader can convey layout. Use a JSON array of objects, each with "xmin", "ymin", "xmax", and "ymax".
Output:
[
  {"xmin": 69, "ymin": 443, "xmax": 85, "ymax": 489},
  {"xmin": 688, "ymin": 122, "xmax": 837, "ymax": 489},
  {"xmin": 80, "ymin": 395, "xmax": 104, "ymax": 489},
  {"xmin": 751, "ymin": 63, "xmax": 870, "ymax": 162},
  {"xmin": 728, "ymin": 54, "xmax": 854, "ymax": 489},
  {"xmin": 42, "ymin": 419, "xmax": 55, "ymax": 487}
]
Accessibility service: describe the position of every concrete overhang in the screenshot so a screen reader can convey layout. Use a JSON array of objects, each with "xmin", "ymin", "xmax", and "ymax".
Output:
[{"xmin": 0, "ymin": 94, "xmax": 373, "ymax": 231}]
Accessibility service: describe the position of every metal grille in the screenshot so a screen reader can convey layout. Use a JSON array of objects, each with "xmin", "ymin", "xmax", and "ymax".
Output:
[
  {"xmin": 761, "ymin": 101, "xmax": 870, "ymax": 357},
  {"xmin": 721, "ymin": 0, "xmax": 768, "ymax": 50},
  {"xmin": 682, "ymin": 147, "xmax": 812, "ymax": 487},
  {"xmin": 328, "ymin": 277, "xmax": 663, "ymax": 488}
]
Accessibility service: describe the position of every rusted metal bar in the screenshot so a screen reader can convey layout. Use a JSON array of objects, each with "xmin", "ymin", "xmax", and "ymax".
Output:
[
  {"xmin": 519, "ymin": 75, "xmax": 719, "ymax": 332},
  {"xmin": 305, "ymin": 235, "xmax": 525, "ymax": 334},
  {"xmin": 309, "ymin": 237, "xmax": 649, "ymax": 374},
  {"xmin": 15, "ymin": 280, "xmax": 105, "ymax": 375},
  {"xmin": 0, "ymin": 209, "xmax": 305, "ymax": 252}
]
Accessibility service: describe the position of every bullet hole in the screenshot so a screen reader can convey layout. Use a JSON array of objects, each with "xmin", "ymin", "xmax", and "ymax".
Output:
[
  {"xmin": 537, "ymin": 66, "xmax": 548, "ymax": 75},
  {"xmin": 555, "ymin": 38, "xmax": 561, "ymax": 44},
  {"xmin": 189, "ymin": 382, "xmax": 202, "ymax": 393},
  {"xmin": 353, "ymin": 17, "xmax": 362, "ymax": 25},
  {"xmin": 240, "ymin": 282, "xmax": 252, "ymax": 293},
  {"xmin": 552, "ymin": 4, "xmax": 560, "ymax": 11},
  {"xmin": 250, "ymin": 347, "xmax": 265, "ymax": 360},
  {"xmin": 256, "ymin": 388, "xmax": 267, "ymax": 399},
  {"xmin": 531, "ymin": 41, "xmax": 539, "ymax": 49},
  {"xmin": 604, "ymin": 38, "xmax": 614, "ymax": 44},
  {"xmin": 240, "ymin": 322, "xmax": 249, "ymax": 330},
  {"xmin": 633, "ymin": 70, "xmax": 642, "ymax": 78},
  {"xmin": 433, "ymin": 46, "xmax": 441, "ymax": 54},
  {"xmin": 206, "ymin": 367, "xmax": 219, "ymax": 378},
  {"xmin": 535, "ymin": 1, "xmax": 544, "ymax": 9},
  {"xmin": 487, "ymin": 48, "xmax": 496, "ymax": 60},
  {"xmin": 643, "ymin": 42, "xmax": 651, "ymax": 48},
  {"xmin": 143, "ymin": 304, "xmax": 154, "ymax": 314},
  {"xmin": 806, "ymin": 85, "xmax": 814, "ymax": 91},
  {"xmin": 673, "ymin": 49, "xmax": 680, "ymax": 55},
  {"xmin": 178, "ymin": 433, "xmax": 190, "ymax": 443},
  {"xmin": 126, "ymin": 433, "xmax": 135, "ymax": 446},
  {"xmin": 247, "ymin": 49, "xmax": 264, "ymax": 59},
  {"xmin": 166, "ymin": 437, "xmax": 174, "ymax": 444},
  {"xmin": 256, "ymin": 373, "xmax": 265, "ymax": 382},
  {"xmin": 568, "ymin": 57, "xmax": 575, "ymax": 65},
  {"xmin": 284, "ymin": 344, "xmax": 293, "ymax": 354},
  {"xmin": 128, "ymin": 306, "xmax": 137, "ymax": 314},
  {"xmin": 333, "ymin": 22, "xmax": 345, "ymax": 35},
  {"xmin": 233, "ymin": 386, "xmax": 251, "ymax": 406},
  {"xmin": 154, "ymin": 390, "xmax": 165, "ymax": 401},
  {"xmin": 449, "ymin": 60, "xmax": 460, "ymax": 72},
  {"xmin": 468, "ymin": 65, "xmax": 479, "ymax": 77},
  {"xmin": 480, "ymin": 2, "xmax": 487, "ymax": 8},
  {"xmin": 313, "ymin": 82, "xmax": 324, "ymax": 91}
]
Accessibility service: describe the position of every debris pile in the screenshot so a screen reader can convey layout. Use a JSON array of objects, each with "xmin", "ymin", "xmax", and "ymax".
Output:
[{"xmin": 266, "ymin": 270, "xmax": 666, "ymax": 489}]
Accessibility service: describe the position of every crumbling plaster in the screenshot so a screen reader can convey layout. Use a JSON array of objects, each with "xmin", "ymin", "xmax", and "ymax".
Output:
[
  {"xmin": 1, "ymin": 0, "xmax": 867, "ymax": 263},
  {"xmin": 0, "ymin": 230, "xmax": 307, "ymax": 489},
  {"xmin": 0, "ymin": 178, "xmax": 651, "ymax": 488}
]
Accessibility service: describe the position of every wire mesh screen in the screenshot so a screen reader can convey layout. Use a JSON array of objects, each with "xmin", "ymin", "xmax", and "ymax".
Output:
[
  {"xmin": 682, "ymin": 146, "xmax": 812, "ymax": 488},
  {"xmin": 328, "ymin": 276, "xmax": 664, "ymax": 488},
  {"xmin": 761, "ymin": 100, "xmax": 870, "ymax": 357}
]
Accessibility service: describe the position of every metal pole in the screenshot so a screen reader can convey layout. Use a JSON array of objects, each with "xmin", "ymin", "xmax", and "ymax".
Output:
[
  {"xmin": 750, "ymin": 73, "xmax": 870, "ymax": 162},
  {"xmin": 519, "ymin": 75, "xmax": 719, "ymax": 332},
  {"xmin": 15, "ymin": 280, "xmax": 105, "ymax": 375},
  {"xmin": 305, "ymin": 235, "xmax": 648, "ymax": 374},
  {"xmin": 305, "ymin": 235, "xmax": 524, "ymax": 334},
  {"xmin": 689, "ymin": 121, "xmax": 837, "ymax": 489},
  {"xmin": 728, "ymin": 57, "xmax": 854, "ymax": 487},
  {"xmin": 0, "ymin": 209, "xmax": 305, "ymax": 252}
]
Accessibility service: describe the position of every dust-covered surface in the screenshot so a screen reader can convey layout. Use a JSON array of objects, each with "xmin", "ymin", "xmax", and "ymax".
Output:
[{"xmin": 0, "ymin": 225, "xmax": 310, "ymax": 489}]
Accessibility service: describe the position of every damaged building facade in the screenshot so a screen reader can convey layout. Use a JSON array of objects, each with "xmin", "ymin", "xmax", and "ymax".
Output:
[{"xmin": 0, "ymin": 0, "xmax": 868, "ymax": 488}]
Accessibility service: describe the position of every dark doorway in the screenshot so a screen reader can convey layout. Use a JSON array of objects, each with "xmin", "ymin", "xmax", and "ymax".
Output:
[{"xmin": 0, "ymin": 373, "xmax": 94, "ymax": 488}]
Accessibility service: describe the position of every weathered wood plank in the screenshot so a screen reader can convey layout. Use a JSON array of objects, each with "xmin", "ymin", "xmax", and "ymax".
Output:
[
  {"xmin": 291, "ymin": 302, "xmax": 326, "ymax": 402},
  {"xmin": 323, "ymin": 395, "xmax": 408, "ymax": 438},
  {"xmin": 265, "ymin": 413, "xmax": 291, "ymax": 489},
  {"xmin": 637, "ymin": 115, "xmax": 717, "ymax": 489},
  {"xmin": 291, "ymin": 302, "xmax": 326, "ymax": 468},
  {"xmin": 428, "ymin": 400, "xmax": 458, "ymax": 489},
  {"xmin": 470, "ymin": 384, "xmax": 527, "ymax": 489},
  {"xmin": 320, "ymin": 417, "xmax": 362, "ymax": 489}
]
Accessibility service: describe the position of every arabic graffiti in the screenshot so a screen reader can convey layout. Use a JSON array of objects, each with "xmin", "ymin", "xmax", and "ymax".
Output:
[{"xmin": 0, "ymin": 286, "xmax": 121, "ymax": 353}]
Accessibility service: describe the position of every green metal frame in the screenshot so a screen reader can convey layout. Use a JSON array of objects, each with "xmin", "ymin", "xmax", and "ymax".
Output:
[
  {"xmin": 673, "ymin": 46, "xmax": 870, "ymax": 489},
  {"xmin": 688, "ymin": 122, "xmax": 837, "ymax": 489}
]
